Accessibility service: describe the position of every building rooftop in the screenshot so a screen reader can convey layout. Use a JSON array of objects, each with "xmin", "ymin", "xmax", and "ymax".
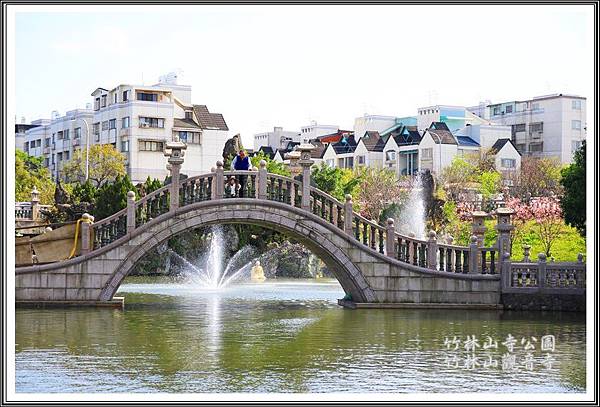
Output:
[
  {"xmin": 456, "ymin": 136, "xmax": 480, "ymax": 147},
  {"xmin": 192, "ymin": 105, "xmax": 229, "ymax": 131},
  {"xmin": 489, "ymin": 138, "xmax": 521, "ymax": 156}
]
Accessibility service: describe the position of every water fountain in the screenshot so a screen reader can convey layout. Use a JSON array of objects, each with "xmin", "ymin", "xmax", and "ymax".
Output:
[
  {"xmin": 394, "ymin": 171, "xmax": 427, "ymax": 239},
  {"xmin": 169, "ymin": 226, "xmax": 258, "ymax": 289}
]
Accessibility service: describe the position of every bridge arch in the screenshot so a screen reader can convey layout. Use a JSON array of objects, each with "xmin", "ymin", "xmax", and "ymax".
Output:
[{"xmin": 99, "ymin": 199, "xmax": 377, "ymax": 302}]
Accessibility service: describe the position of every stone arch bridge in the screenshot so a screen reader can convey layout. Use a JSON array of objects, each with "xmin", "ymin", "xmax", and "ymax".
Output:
[{"xmin": 16, "ymin": 144, "xmax": 584, "ymax": 309}]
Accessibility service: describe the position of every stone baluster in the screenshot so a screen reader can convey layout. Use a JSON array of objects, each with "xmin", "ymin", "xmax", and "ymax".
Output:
[
  {"xmin": 126, "ymin": 191, "xmax": 136, "ymax": 233},
  {"xmin": 258, "ymin": 160, "xmax": 267, "ymax": 199},
  {"xmin": 30, "ymin": 186, "xmax": 40, "ymax": 220},
  {"xmin": 385, "ymin": 218, "xmax": 395, "ymax": 258},
  {"xmin": 344, "ymin": 195, "xmax": 353, "ymax": 236},
  {"xmin": 80, "ymin": 213, "xmax": 94, "ymax": 255},
  {"xmin": 427, "ymin": 230, "xmax": 438, "ymax": 270},
  {"xmin": 215, "ymin": 161, "xmax": 224, "ymax": 200},
  {"xmin": 538, "ymin": 253, "xmax": 547, "ymax": 290},
  {"xmin": 408, "ymin": 233, "xmax": 416, "ymax": 265},
  {"xmin": 469, "ymin": 235, "xmax": 479, "ymax": 274}
]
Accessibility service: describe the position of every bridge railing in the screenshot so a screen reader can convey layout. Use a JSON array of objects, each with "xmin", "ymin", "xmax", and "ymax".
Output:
[
  {"xmin": 76, "ymin": 158, "xmax": 585, "ymax": 283},
  {"xmin": 501, "ymin": 253, "xmax": 586, "ymax": 294}
]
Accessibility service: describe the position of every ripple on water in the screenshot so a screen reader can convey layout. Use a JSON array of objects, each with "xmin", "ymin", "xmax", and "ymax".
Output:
[{"xmin": 15, "ymin": 278, "xmax": 586, "ymax": 393}]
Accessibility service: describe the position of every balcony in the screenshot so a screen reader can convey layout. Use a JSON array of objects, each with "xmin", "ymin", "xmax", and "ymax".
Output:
[{"xmin": 72, "ymin": 138, "xmax": 81, "ymax": 147}]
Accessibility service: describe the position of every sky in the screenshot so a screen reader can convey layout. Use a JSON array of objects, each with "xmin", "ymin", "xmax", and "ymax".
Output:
[{"xmin": 13, "ymin": 5, "xmax": 594, "ymax": 147}]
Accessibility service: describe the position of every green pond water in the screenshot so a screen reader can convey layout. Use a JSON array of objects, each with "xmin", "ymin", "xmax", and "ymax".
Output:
[{"xmin": 15, "ymin": 277, "xmax": 586, "ymax": 393}]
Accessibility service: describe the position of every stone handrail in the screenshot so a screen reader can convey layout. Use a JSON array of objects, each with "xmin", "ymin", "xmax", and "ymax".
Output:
[
  {"xmin": 501, "ymin": 253, "xmax": 586, "ymax": 294},
  {"xmin": 65, "ymin": 159, "xmax": 585, "ymax": 282}
]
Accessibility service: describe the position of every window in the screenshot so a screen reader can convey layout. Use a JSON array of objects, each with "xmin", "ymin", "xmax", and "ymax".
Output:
[
  {"xmin": 122, "ymin": 117, "xmax": 130, "ymax": 129},
  {"xmin": 64, "ymin": 129, "xmax": 70, "ymax": 140},
  {"xmin": 421, "ymin": 148, "xmax": 433, "ymax": 159},
  {"xmin": 139, "ymin": 117, "xmax": 165, "ymax": 128},
  {"xmin": 57, "ymin": 152, "xmax": 63, "ymax": 161},
  {"xmin": 516, "ymin": 143, "xmax": 526, "ymax": 153},
  {"xmin": 505, "ymin": 105, "xmax": 513, "ymax": 113},
  {"xmin": 529, "ymin": 142, "xmax": 543, "ymax": 152},
  {"xmin": 121, "ymin": 140, "xmax": 129, "ymax": 152},
  {"xmin": 572, "ymin": 99, "xmax": 582, "ymax": 110},
  {"xmin": 326, "ymin": 159, "xmax": 335, "ymax": 168},
  {"xmin": 94, "ymin": 97, "xmax": 100, "ymax": 110},
  {"xmin": 357, "ymin": 155, "xmax": 365, "ymax": 165},
  {"xmin": 57, "ymin": 131, "xmax": 64, "ymax": 140},
  {"xmin": 44, "ymin": 158, "xmax": 49, "ymax": 167},
  {"xmin": 529, "ymin": 122, "xmax": 543, "ymax": 134},
  {"xmin": 572, "ymin": 120, "xmax": 581, "ymax": 130},
  {"xmin": 493, "ymin": 107, "xmax": 501, "ymax": 115},
  {"xmin": 44, "ymin": 138, "xmax": 50, "ymax": 147},
  {"xmin": 113, "ymin": 93, "xmax": 117, "ymax": 104},
  {"xmin": 138, "ymin": 140, "xmax": 164, "ymax": 152},
  {"xmin": 51, "ymin": 154, "xmax": 55, "ymax": 164},
  {"xmin": 74, "ymin": 127, "xmax": 81, "ymax": 139},
  {"xmin": 185, "ymin": 111, "xmax": 193, "ymax": 120},
  {"xmin": 512, "ymin": 123, "xmax": 526, "ymax": 134},
  {"xmin": 123, "ymin": 90, "xmax": 130, "ymax": 102},
  {"xmin": 179, "ymin": 131, "xmax": 189, "ymax": 142},
  {"xmin": 93, "ymin": 122, "xmax": 100, "ymax": 135},
  {"xmin": 532, "ymin": 103, "xmax": 540, "ymax": 110},
  {"xmin": 137, "ymin": 92, "xmax": 158, "ymax": 102},
  {"xmin": 385, "ymin": 150, "xmax": 396, "ymax": 161},
  {"xmin": 102, "ymin": 121, "xmax": 109, "ymax": 131},
  {"xmin": 501, "ymin": 158, "xmax": 516, "ymax": 168},
  {"xmin": 109, "ymin": 119, "xmax": 117, "ymax": 130},
  {"xmin": 64, "ymin": 151, "xmax": 70, "ymax": 160},
  {"xmin": 36, "ymin": 139, "xmax": 41, "ymax": 147},
  {"xmin": 24, "ymin": 141, "xmax": 29, "ymax": 151},
  {"xmin": 101, "ymin": 95, "xmax": 107, "ymax": 107}
]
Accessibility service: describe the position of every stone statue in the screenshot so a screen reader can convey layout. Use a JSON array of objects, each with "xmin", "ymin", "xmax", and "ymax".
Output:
[
  {"xmin": 251, "ymin": 260, "xmax": 266, "ymax": 282},
  {"xmin": 222, "ymin": 134, "xmax": 243, "ymax": 162}
]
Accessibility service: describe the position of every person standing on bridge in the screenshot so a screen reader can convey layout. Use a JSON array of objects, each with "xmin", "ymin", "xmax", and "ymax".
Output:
[{"xmin": 231, "ymin": 149, "xmax": 250, "ymax": 197}]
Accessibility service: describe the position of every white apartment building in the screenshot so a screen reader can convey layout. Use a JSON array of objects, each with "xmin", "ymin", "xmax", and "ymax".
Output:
[
  {"xmin": 300, "ymin": 121, "xmax": 339, "ymax": 143},
  {"xmin": 416, "ymin": 105, "xmax": 490, "ymax": 132},
  {"xmin": 253, "ymin": 126, "xmax": 301, "ymax": 151},
  {"xmin": 353, "ymin": 114, "xmax": 398, "ymax": 141},
  {"xmin": 23, "ymin": 77, "xmax": 229, "ymax": 184},
  {"xmin": 23, "ymin": 110, "xmax": 94, "ymax": 179},
  {"xmin": 469, "ymin": 93, "xmax": 586, "ymax": 163}
]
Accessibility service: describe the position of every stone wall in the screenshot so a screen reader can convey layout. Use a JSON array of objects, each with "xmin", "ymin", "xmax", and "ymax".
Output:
[{"xmin": 502, "ymin": 293, "xmax": 585, "ymax": 312}]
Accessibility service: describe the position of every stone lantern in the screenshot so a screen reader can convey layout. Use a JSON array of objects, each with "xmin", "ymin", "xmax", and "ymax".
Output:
[
  {"xmin": 285, "ymin": 150, "xmax": 302, "ymax": 177},
  {"xmin": 164, "ymin": 136, "xmax": 187, "ymax": 210},
  {"xmin": 297, "ymin": 143, "xmax": 315, "ymax": 211},
  {"xmin": 471, "ymin": 211, "xmax": 488, "ymax": 247},
  {"xmin": 495, "ymin": 207, "xmax": 515, "ymax": 259}
]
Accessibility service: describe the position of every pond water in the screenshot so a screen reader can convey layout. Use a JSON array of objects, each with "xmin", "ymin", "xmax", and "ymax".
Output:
[{"xmin": 15, "ymin": 277, "xmax": 586, "ymax": 393}]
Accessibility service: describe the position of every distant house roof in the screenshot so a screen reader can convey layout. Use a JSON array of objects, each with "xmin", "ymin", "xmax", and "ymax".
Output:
[
  {"xmin": 426, "ymin": 122, "xmax": 457, "ymax": 144},
  {"xmin": 361, "ymin": 131, "xmax": 386, "ymax": 152},
  {"xmin": 258, "ymin": 146, "xmax": 276, "ymax": 159},
  {"xmin": 192, "ymin": 105, "xmax": 229, "ymax": 131},
  {"xmin": 387, "ymin": 125, "xmax": 421, "ymax": 146},
  {"xmin": 309, "ymin": 140, "xmax": 327, "ymax": 159},
  {"xmin": 332, "ymin": 133, "xmax": 357, "ymax": 154},
  {"xmin": 318, "ymin": 130, "xmax": 352, "ymax": 144},
  {"xmin": 489, "ymin": 138, "xmax": 521, "ymax": 156},
  {"xmin": 173, "ymin": 118, "xmax": 202, "ymax": 130},
  {"xmin": 456, "ymin": 136, "xmax": 480, "ymax": 147},
  {"xmin": 15, "ymin": 123, "xmax": 40, "ymax": 134}
]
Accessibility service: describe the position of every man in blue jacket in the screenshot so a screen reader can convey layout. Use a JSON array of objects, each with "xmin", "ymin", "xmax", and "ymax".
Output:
[{"xmin": 231, "ymin": 150, "xmax": 250, "ymax": 197}]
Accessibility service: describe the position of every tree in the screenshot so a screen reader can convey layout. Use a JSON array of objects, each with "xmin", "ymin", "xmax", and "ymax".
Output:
[
  {"xmin": 250, "ymin": 152, "xmax": 290, "ymax": 176},
  {"xmin": 439, "ymin": 157, "xmax": 479, "ymax": 201},
  {"xmin": 509, "ymin": 196, "xmax": 565, "ymax": 257},
  {"xmin": 560, "ymin": 141, "xmax": 585, "ymax": 235},
  {"xmin": 62, "ymin": 144, "xmax": 126, "ymax": 187},
  {"xmin": 311, "ymin": 163, "xmax": 360, "ymax": 202},
  {"xmin": 15, "ymin": 150, "xmax": 55, "ymax": 204},
  {"xmin": 71, "ymin": 180, "xmax": 97, "ymax": 205},
  {"xmin": 354, "ymin": 166, "xmax": 406, "ymax": 222},
  {"xmin": 138, "ymin": 177, "xmax": 163, "ymax": 197},
  {"xmin": 513, "ymin": 157, "xmax": 563, "ymax": 199},
  {"xmin": 94, "ymin": 175, "xmax": 137, "ymax": 220}
]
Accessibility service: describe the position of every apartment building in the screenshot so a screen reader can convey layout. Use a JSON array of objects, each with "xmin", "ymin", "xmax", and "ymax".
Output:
[
  {"xmin": 23, "ymin": 110, "xmax": 94, "ymax": 179},
  {"xmin": 253, "ymin": 126, "xmax": 301, "ymax": 151},
  {"xmin": 23, "ymin": 78, "xmax": 229, "ymax": 184},
  {"xmin": 300, "ymin": 121, "xmax": 339, "ymax": 143},
  {"xmin": 473, "ymin": 94, "xmax": 586, "ymax": 163},
  {"xmin": 15, "ymin": 121, "xmax": 41, "ymax": 151},
  {"xmin": 416, "ymin": 105, "xmax": 489, "ymax": 132}
]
